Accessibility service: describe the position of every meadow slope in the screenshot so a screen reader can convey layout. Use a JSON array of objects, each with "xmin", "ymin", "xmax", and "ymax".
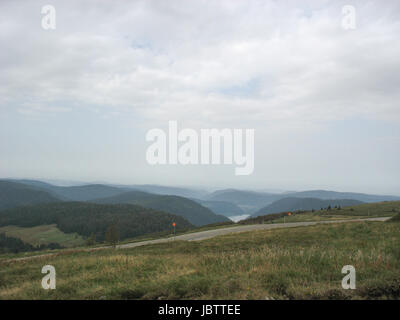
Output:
[{"xmin": 0, "ymin": 219, "xmax": 399, "ymax": 300}]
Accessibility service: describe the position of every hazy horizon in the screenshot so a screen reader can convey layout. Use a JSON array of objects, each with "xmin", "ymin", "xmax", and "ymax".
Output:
[
  {"xmin": 2, "ymin": 175, "xmax": 400, "ymax": 197},
  {"xmin": 1, "ymin": 0, "xmax": 399, "ymax": 195}
]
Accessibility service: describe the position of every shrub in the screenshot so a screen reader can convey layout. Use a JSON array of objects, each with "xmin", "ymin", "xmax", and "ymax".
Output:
[{"xmin": 389, "ymin": 214, "xmax": 400, "ymax": 222}]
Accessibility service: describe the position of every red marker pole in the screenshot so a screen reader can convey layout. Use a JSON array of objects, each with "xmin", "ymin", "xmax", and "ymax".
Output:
[
  {"xmin": 172, "ymin": 222, "xmax": 176, "ymax": 240},
  {"xmin": 285, "ymin": 212, "xmax": 292, "ymax": 224}
]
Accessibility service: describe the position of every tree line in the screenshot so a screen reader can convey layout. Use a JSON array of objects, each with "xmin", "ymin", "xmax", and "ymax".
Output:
[
  {"xmin": 0, "ymin": 233, "xmax": 62, "ymax": 254},
  {"xmin": 0, "ymin": 202, "xmax": 193, "ymax": 243}
]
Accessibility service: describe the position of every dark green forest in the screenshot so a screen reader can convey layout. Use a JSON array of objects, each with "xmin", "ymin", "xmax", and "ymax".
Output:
[
  {"xmin": 0, "ymin": 202, "xmax": 193, "ymax": 242},
  {"xmin": 0, "ymin": 180, "xmax": 229, "ymax": 227},
  {"xmin": 0, "ymin": 181, "xmax": 60, "ymax": 210},
  {"xmin": 93, "ymin": 191, "xmax": 230, "ymax": 226}
]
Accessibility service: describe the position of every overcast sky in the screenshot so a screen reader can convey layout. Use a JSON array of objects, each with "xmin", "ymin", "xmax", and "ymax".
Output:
[{"xmin": 1, "ymin": 0, "xmax": 399, "ymax": 194}]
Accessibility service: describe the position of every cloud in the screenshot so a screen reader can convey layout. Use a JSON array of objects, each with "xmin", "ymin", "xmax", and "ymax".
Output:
[
  {"xmin": 0, "ymin": 0, "xmax": 399, "ymax": 127},
  {"xmin": 0, "ymin": 0, "xmax": 399, "ymax": 193}
]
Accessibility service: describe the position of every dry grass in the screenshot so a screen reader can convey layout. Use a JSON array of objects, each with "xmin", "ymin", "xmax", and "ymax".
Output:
[{"xmin": 0, "ymin": 220, "xmax": 399, "ymax": 300}]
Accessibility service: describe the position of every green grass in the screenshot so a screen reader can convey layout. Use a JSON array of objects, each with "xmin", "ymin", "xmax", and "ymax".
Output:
[
  {"xmin": 0, "ymin": 219, "xmax": 399, "ymax": 300},
  {"xmin": 270, "ymin": 213, "xmax": 361, "ymax": 224},
  {"xmin": 0, "ymin": 225, "xmax": 85, "ymax": 248},
  {"xmin": 0, "ymin": 221, "xmax": 237, "ymax": 261}
]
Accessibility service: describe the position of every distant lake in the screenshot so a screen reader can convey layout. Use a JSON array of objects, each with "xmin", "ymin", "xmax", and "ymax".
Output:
[{"xmin": 229, "ymin": 214, "xmax": 250, "ymax": 223}]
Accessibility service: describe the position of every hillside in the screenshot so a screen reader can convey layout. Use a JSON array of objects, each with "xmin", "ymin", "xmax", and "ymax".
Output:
[
  {"xmin": 127, "ymin": 184, "xmax": 208, "ymax": 199},
  {"xmin": 285, "ymin": 190, "xmax": 400, "ymax": 203},
  {"xmin": 192, "ymin": 199, "xmax": 244, "ymax": 217},
  {"xmin": 205, "ymin": 188, "xmax": 400, "ymax": 214},
  {"xmin": 93, "ymin": 191, "xmax": 230, "ymax": 226},
  {"xmin": 49, "ymin": 184, "xmax": 127, "ymax": 201},
  {"xmin": 1, "ymin": 218, "xmax": 398, "ymax": 299},
  {"xmin": 9, "ymin": 179, "xmax": 209, "ymax": 201},
  {"xmin": 252, "ymin": 197, "xmax": 363, "ymax": 217},
  {"xmin": 0, "ymin": 202, "xmax": 193, "ymax": 241},
  {"xmin": 0, "ymin": 181, "xmax": 61, "ymax": 210},
  {"xmin": 244, "ymin": 201, "xmax": 400, "ymax": 225},
  {"xmin": 3, "ymin": 179, "xmax": 127, "ymax": 201}
]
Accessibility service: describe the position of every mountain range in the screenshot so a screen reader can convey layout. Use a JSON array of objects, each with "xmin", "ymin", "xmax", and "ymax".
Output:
[
  {"xmin": 205, "ymin": 188, "xmax": 400, "ymax": 214},
  {"xmin": 0, "ymin": 180, "xmax": 228, "ymax": 226},
  {"xmin": 92, "ymin": 190, "xmax": 229, "ymax": 226},
  {"xmin": 1, "ymin": 179, "xmax": 400, "ymax": 224}
]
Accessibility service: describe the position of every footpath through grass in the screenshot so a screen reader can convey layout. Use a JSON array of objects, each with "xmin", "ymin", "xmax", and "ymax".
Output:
[{"xmin": 0, "ymin": 219, "xmax": 399, "ymax": 300}]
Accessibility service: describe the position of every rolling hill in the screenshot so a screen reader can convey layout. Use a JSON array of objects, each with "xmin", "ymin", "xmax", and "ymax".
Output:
[
  {"xmin": 93, "ymin": 191, "xmax": 230, "ymax": 226},
  {"xmin": 0, "ymin": 202, "xmax": 193, "ymax": 241},
  {"xmin": 0, "ymin": 181, "xmax": 61, "ymax": 210},
  {"xmin": 252, "ymin": 197, "xmax": 364, "ymax": 217},
  {"xmin": 125, "ymin": 184, "xmax": 208, "ymax": 199},
  {"xmin": 284, "ymin": 190, "xmax": 400, "ymax": 203},
  {"xmin": 2, "ymin": 179, "xmax": 127, "ymax": 201},
  {"xmin": 0, "ymin": 180, "xmax": 228, "ymax": 227},
  {"xmin": 205, "ymin": 188, "xmax": 400, "ymax": 214}
]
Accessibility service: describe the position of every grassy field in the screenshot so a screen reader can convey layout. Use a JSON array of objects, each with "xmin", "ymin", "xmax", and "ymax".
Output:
[
  {"xmin": 0, "ymin": 218, "xmax": 399, "ymax": 300},
  {"xmin": 0, "ymin": 224, "xmax": 85, "ymax": 248}
]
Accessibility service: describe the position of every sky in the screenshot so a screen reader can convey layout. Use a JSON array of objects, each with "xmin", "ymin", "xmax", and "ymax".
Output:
[{"xmin": 0, "ymin": 0, "xmax": 399, "ymax": 194}]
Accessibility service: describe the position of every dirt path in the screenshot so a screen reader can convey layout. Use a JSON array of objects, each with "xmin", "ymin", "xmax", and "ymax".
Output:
[{"xmin": 1, "ymin": 217, "xmax": 390, "ymax": 263}]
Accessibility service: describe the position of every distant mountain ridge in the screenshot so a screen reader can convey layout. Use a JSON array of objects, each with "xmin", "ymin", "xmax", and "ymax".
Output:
[
  {"xmin": 191, "ymin": 199, "xmax": 244, "ymax": 217},
  {"xmin": 283, "ymin": 190, "xmax": 400, "ymax": 203},
  {"xmin": 124, "ymin": 184, "xmax": 208, "ymax": 199},
  {"xmin": 206, "ymin": 188, "xmax": 400, "ymax": 214},
  {"xmin": 2, "ymin": 179, "xmax": 400, "ymax": 221},
  {"xmin": 0, "ymin": 181, "xmax": 61, "ymax": 210},
  {"xmin": 0, "ymin": 180, "xmax": 228, "ymax": 227},
  {"xmin": 204, "ymin": 189, "xmax": 281, "ymax": 213},
  {"xmin": 252, "ymin": 197, "xmax": 364, "ymax": 217},
  {"xmin": 3, "ymin": 179, "xmax": 128, "ymax": 201}
]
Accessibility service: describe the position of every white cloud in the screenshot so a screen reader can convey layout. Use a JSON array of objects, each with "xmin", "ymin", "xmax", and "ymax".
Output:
[
  {"xmin": 1, "ymin": 0, "xmax": 399, "ymax": 127},
  {"xmin": 1, "ymin": 0, "xmax": 399, "ymax": 192}
]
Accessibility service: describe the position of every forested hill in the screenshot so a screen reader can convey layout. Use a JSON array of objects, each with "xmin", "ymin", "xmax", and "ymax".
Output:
[
  {"xmin": 0, "ymin": 202, "xmax": 193, "ymax": 241},
  {"xmin": 3, "ymin": 180, "xmax": 127, "ymax": 201},
  {"xmin": 93, "ymin": 191, "xmax": 230, "ymax": 226},
  {"xmin": 0, "ymin": 181, "xmax": 61, "ymax": 210},
  {"xmin": 252, "ymin": 197, "xmax": 364, "ymax": 217},
  {"xmin": 44, "ymin": 184, "xmax": 126, "ymax": 201}
]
